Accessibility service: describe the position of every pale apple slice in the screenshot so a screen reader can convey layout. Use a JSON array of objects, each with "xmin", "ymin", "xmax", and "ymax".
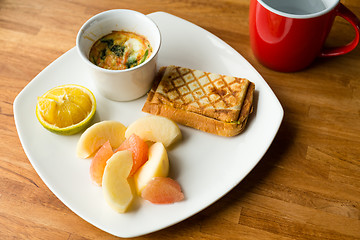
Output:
[
  {"xmin": 125, "ymin": 116, "xmax": 181, "ymax": 148},
  {"xmin": 102, "ymin": 150, "xmax": 133, "ymax": 213},
  {"xmin": 134, "ymin": 142, "xmax": 169, "ymax": 194},
  {"xmin": 76, "ymin": 120, "xmax": 126, "ymax": 158}
]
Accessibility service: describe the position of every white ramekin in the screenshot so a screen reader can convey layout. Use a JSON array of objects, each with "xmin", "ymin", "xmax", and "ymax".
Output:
[{"xmin": 76, "ymin": 9, "xmax": 161, "ymax": 101}]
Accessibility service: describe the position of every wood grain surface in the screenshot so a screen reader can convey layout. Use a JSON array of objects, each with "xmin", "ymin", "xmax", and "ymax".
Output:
[{"xmin": 1, "ymin": 0, "xmax": 360, "ymax": 239}]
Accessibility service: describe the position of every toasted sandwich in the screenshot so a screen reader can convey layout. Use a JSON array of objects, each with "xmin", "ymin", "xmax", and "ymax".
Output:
[{"xmin": 142, "ymin": 65, "xmax": 255, "ymax": 137}]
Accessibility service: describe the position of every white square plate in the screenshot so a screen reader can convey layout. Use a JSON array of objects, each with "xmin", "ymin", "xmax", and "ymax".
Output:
[{"xmin": 14, "ymin": 12, "xmax": 283, "ymax": 238}]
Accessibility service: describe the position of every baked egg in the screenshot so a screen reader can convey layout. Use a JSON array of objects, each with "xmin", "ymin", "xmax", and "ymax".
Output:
[{"xmin": 89, "ymin": 31, "xmax": 152, "ymax": 70}]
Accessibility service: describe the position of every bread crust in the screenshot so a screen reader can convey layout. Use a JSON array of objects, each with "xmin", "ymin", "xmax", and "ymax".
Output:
[{"xmin": 142, "ymin": 66, "xmax": 255, "ymax": 137}]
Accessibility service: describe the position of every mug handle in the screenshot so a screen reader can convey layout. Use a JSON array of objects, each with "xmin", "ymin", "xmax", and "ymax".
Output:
[{"xmin": 320, "ymin": 3, "xmax": 360, "ymax": 57}]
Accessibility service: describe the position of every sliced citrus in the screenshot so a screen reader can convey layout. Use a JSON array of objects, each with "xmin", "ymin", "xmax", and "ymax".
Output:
[
  {"xmin": 36, "ymin": 84, "xmax": 96, "ymax": 135},
  {"xmin": 90, "ymin": 140, "xmax": 114, "ymax": 186},
  {"xmin": 115, "ymin": 134, "xmax": 149, "ymax": 177},
  {"xmin": 141, "ymin": 177, "xmax": 184, "ymax": 204}
]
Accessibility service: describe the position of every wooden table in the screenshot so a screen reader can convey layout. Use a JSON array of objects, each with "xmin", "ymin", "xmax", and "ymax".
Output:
[{"xmin": 1, "ymin": 0, "xmax": 360, "ymax": 239}]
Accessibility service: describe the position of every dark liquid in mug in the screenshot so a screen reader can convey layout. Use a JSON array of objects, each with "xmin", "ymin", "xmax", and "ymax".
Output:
[{"xmin": 262, "ymin": 0, "xmax": 327, "ymax": 15}]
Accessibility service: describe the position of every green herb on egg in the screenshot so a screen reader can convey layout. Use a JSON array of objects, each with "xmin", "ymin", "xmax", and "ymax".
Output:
[{"xmin": 111, "ymin": 45, "xmax": 125, "ymax": 57}]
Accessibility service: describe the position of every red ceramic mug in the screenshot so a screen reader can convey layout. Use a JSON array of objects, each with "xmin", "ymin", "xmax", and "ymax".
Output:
[{"xmin": 249, "ymin": 0, "xmax": 360, "ymax": 72}]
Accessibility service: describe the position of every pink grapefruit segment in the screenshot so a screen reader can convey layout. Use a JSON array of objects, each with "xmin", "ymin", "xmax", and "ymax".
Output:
[
  {"xmin": 141, "ymin": 177, "xmax": 184, "ymax": 204},
  {"xmin": 115, "ymin": 134, "xmax": 149, "ymax": 176},
  {"xmin": 90, "ymin": 140, "xmax": 113, "ymax": 186}
]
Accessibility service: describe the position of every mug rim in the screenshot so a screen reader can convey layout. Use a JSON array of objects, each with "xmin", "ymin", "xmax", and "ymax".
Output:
[
  {"xmin": 257, "ymin": 0, "xmax": 339, "ymax": 19},
  {"xmin": 76, "ymin": 9, "xmax": 161, "ymax": 74}
]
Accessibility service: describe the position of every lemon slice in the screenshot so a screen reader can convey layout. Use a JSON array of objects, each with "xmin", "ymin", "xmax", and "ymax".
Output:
[{"xmin": 36, "ymin": 84, "xmax": 96, "ymax": 135}]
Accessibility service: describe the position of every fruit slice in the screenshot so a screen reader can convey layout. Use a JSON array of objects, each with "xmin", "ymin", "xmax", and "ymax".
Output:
[
  {"xmin": 102, "ymin": 150, "xmax": 134, "ymax": 213},
  {"xmin": 125, "ymin": 116, "xmax": 182, "ymax": 148},
  {"xmin": 36, "ymin": 84, "xmax": 96, "ymax": 135},
  {"xmin": 76, "ymin": 120, "xmax": 126, "ymax": 158},
  {"xmin": 90, "ymin": 140, "xmax": 113, "ymax": 186},
  {"xmin": 134, "ymin": 142, "xmax": 169, "ymax": 194},
  {"xmin": 115, "ymin": 134, "xmax": 149, "ymax": 177},
  {"xmin": 141, "ymin": 177, "xmax": 184, "ymax": 204}
]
